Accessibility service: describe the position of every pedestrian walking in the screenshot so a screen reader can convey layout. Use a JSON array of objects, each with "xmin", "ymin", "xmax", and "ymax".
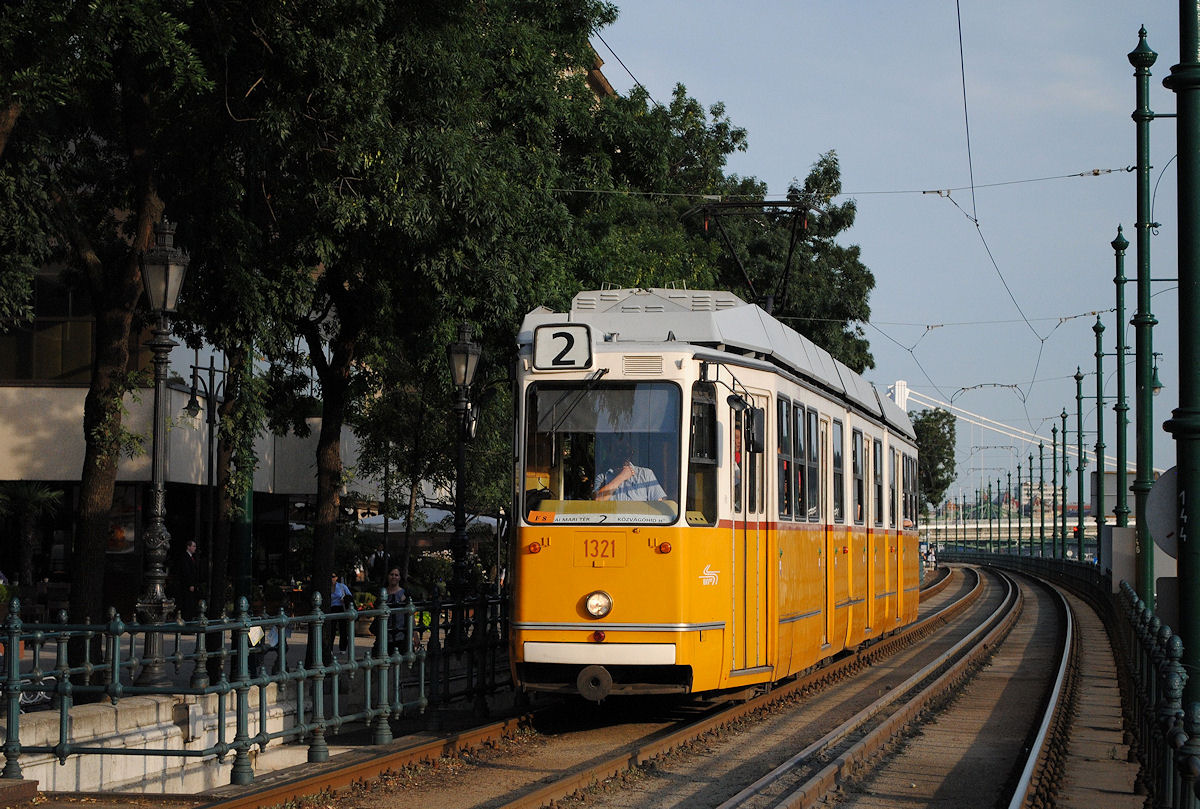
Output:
[{"xmin": 328, "ymin": 572, "xmax": 353, "ymax": 656}]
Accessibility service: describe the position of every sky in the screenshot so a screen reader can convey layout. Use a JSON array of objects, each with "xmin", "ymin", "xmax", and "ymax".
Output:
[{"xmin": 599, "ymin": 1, "xmax": 1183, "ymax": 503}]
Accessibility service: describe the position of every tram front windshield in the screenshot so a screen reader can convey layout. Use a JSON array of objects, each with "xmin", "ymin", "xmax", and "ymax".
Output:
[{"xmin": 523, "ymin": 382, "xmax": 681, "ymax": 525}]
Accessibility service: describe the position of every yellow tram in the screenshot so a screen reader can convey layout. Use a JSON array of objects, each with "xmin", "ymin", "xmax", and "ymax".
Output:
[{"xmin": 509, "ymin": 288, "xmax": 920, "ymax": 701}]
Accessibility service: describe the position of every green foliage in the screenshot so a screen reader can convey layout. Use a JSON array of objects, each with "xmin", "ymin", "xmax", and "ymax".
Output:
[
  {"xmin": 2, "ymin": 1, "xmax": 881, "ymax": 613},
  {"xmin": 910, "ymin": 408, "xmax": 957, "ymax": 513},
  {"xmin": 0, "ymin": 481, "xmax": 64, "ymax": 587}
]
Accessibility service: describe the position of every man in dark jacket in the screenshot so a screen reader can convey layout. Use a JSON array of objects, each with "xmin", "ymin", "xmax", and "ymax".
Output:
[{"xmin": 177, "ymin": 540, "xmax": 200, "ymax": 619}]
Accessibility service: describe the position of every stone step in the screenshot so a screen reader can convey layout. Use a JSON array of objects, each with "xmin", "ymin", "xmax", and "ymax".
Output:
[{"xmin": 0, "ymin": 777, "xmax": 39, "ymax": 809}]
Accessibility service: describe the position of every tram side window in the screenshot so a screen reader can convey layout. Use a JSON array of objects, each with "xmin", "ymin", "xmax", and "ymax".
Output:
[
  {"xmin": 907, "ymin": 451, "xmax": 916, "ymax": 525},
  {"xmin": 778, "ymin": 398, "xmax": 792, "ymax": 520},
  {"xmin": 852, "ymin": 429, "xmax": 865, "ymax": 525},
  {"xmin": 687, "ymin": 383, "xmax": 718, "ymax": 525},
  {"xmin": 901, "ymin": 453, "xmax": 911, "ymax": 527},
  {"xmin": 732, "ymin": 407, "xmax": 743, "ymax": 514},
  {"xmin": 873, "ymin": 439, "xmax": 884, "ymax": 527},
  {"xmin": 792, "ymin": 404, "xmax": 805, "ymax": 521},
  {"xmin": 747, "ymin": 406, "xmax": 764, "ymax": 514},
  {"xmin": 832, "ymin": 420, "xmax": 845, "ymax": 523},
  {"xmin": 890, "ymin": 447, "xmax": 898, "ymax": 528},
  {"xmin": 806, "ymin": 409, "xmax": 820, "ymax": 521}
]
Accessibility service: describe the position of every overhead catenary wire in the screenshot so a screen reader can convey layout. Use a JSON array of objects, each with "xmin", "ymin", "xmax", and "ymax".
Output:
[
  {"xmin": 902, "ymin": 387, "xmax": 1144, "ymax": 472},
  {"xmin": 596, "ymin": 23, "xmax": 1144, "ymax": 463}
]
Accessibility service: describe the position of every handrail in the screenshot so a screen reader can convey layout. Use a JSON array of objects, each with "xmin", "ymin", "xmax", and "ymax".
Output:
[
  {"xmin": 942, "ymin": 549, "xmax": 1200, "ymax": 808},
  {"xmin": 0, "ymin": 590, "xmax": 510, "ymax": 786}
]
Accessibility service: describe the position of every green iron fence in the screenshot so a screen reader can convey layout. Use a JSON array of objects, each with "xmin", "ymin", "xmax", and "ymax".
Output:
[
  {"xmin": 1, "ymin": 591, "xmax": 509, "ymax": 786},
  {"xmin": 944, "ymin": 550, "xmax": 1200, "ymax": 807}
]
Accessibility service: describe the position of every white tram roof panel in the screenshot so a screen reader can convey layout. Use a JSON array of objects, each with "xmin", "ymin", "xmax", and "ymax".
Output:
[{"xmin": 518, "ymin": 288, "xmax": 912, "ymax": 430}]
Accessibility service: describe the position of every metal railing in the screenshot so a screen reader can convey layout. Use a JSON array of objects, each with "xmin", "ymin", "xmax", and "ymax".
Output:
[
  {"xmin": 943, "ymin": 550, "xmax": 1200, "ymax": 808},
  {"xmin": 0, "ymin": 591, "xmax": 510, "ymax": 786}
]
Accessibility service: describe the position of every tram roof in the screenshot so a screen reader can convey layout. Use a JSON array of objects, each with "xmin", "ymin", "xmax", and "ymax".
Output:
[{"xmin": 518, "ymin": 288, "xmax": 914, "ymax": 439}]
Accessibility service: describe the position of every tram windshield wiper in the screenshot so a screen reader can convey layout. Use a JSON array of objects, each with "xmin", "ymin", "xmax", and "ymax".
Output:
[{"xmin": 545, "ymin": 368, "xmax": 609, "ymax": 434}]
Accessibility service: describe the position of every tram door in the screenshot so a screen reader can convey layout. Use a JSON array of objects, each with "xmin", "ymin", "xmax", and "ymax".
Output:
[{"xmin": 730, "ymin": 401, "xmax": 768, "ymax": 674}]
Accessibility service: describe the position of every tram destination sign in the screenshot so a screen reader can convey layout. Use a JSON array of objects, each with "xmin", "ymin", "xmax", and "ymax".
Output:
[{"xmin": 533, "ymin": 323, "xmax": 593, "ymax": 370}]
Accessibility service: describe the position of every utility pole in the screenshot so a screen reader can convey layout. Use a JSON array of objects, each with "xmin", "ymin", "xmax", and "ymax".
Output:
[
  {"xmin": 1130, "ymin": 28, "xmax": 1158, "ymax": 607},
  {"xmin": 1164, "ymin": 5, "xmax": 1200, "ymax": 704}
]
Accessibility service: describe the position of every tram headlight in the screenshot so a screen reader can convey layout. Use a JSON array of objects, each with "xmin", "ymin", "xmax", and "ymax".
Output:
[{"xmin": 584, "ymin": 590, "xmax": 613, "ymax": 619}]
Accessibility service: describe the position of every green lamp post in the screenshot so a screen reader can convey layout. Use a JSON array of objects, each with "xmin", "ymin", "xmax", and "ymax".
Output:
[
  {"xmin": 1017, "ymin": 463, "xmax": 1023, "ymax": 555},
  {"xmin": 1006, "ymin": 470, "xmax": 1013, "ymax": 554},
  {"xmin": 1112, "ymin": 227, "xmax": 1131, "ymax": 529},
  {"xmin": 1094, "ymin": 320, "xmax": 1106, "ymax": 566},
  {"xmin": 1130, "ymin": 27, "xmax": 1158, "ymax": 607},
  {"xmin": 1163, "ymin": 8, "xmax": 1200, "ymax": 704},
  {"xmin": 1039, "ymin": 443, "xmax": 1046, "ymax": 557},
  {"xmin": 1051, "ymin": 425, "xmax": 1059, "ymax": 557},
  {"xmin": 1075, "ymin": 368, "xmax": 1086, "ymax": 561},
  {"xmin": 1061, "ymin": 409, "xmax": 1070, "ymax": 557},
  {"xmin": 987, "ymin": 481, "xmax": 993, "ymax": 552}
]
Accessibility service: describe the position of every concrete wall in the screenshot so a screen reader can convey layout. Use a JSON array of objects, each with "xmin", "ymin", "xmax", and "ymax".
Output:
[
  {"xmin": 4, "ymin": 678, "xmax": 372, "ymax": 793},
  {"xmin": 0, "ymin": 386, "xmax": 377, "ymax": 499}
]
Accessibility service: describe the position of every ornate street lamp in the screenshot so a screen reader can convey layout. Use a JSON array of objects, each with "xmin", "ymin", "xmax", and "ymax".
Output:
[
  {"xmin": 183, "ymin": 351, "xmax": 226, "ymax": 614},
  {"xmin": 447, "ymin": 322, "xmax": 481, "ymax": 602},
  {"xmin": 1093, "ymin": 319, "xmax": 1106, "ymax": 566},
  {"xmin": 1006, "ymin": 471, "xmax": 1012, "ymax": 554},
  {"xmin": 1038, "ymin": 444, "xmax": 1045, "ymax": 557},
  {"xmin": 1016, "ymin": 464, "xmax": 1023, "ymax": 555},
  {"xmin": 1112, "ymin": 227, "xmax": 1131, "ymax": 530},
  {"xmin": 1051, "ymin": 426, "xmax": 1059, "ymax": 557},
  {"xmin": 1129, "ymin": 26, "xmax": 1158, "ymax": 608},
  {"xmin": 137, "ymin": 220, "xmax": 189, "ymax": 686},
  {"xmin": 1075, "ymin": 369, "xmax": 1086, "ymax": 561},
  {"xmin": 1061, "ymin": 409, "xmax": 1070, "ymax": 555}
]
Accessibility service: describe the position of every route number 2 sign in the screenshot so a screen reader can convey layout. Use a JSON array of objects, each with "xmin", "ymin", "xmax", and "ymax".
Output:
[{"xmin": 533, "ymin": 324, "xmax": 592, "ymax": 370}]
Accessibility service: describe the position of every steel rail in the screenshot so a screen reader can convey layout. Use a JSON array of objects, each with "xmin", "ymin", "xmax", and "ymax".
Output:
[
  {"xmin": 485, "ymin": 568, "xmax": 987, "ymax": 809},
  {"xmin": 190, "ymin": 567, "xmax": 979, "ymax": 809},
  {"xmin": 717, "ymin": 568, "xmax": 1021, "ymax": 808},
  {"xmin": 194, "ymin": 713, "xmax": 532, "ymax": 809},
  {"xmin": 1006, "ymin": 582, "xmax": 1076, "ymax": 809}
]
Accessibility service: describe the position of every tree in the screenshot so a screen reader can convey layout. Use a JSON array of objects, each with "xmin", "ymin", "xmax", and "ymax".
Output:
[
  {"xmin": 703, "ymin": 151, "xmax": 876, "ymax": 372},
  {"xmin": 163, "ymin": 0, "xmax": 623, "ymax": 609},
  {"xmin": 0, "ymin": 2, "xmax": 210, "ymax": 627},
  {"xmin": 0, "ymin": 482, "xmax": 64, "ymax": 587},
  {"xmin": 911, "ymin": 408, "xmax": 957, "ymax": 513}
]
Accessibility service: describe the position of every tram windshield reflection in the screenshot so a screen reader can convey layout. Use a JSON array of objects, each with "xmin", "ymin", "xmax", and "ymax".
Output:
[{"xmin": 523, "ymin": 381, "xmax": 681, "ymax": 524}]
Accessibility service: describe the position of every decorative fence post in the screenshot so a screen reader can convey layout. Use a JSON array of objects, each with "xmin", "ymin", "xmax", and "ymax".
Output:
[
  {"xmin": 307, "ymin": 592, "xmax": 329, "ymax": 764},
  {"xmin": 230, "ymin": 597, "xmax": 254, "ymax": 786},
  {"xmin": 370, "ymin": 589, "xmax": 392, "ymax": 746},
  {"xmin": 2, "ymin": 598, "xmax": 23, "ymax": 779}
]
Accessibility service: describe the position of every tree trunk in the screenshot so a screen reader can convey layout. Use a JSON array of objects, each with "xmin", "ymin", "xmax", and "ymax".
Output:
[
  {"xmin": 69, "ymin": 45, "xmax": 161, "ymax": 669},
  {"xmin": 305, "ymin": 316, "xmax": 357, "ymax": 661},
  {"xmin": 0, "ymin": 101, "xmax": 20, "ymax": 161},
  {"xmin": 72, "ymin": 304, "xmax": 137, "ymax": 626}
]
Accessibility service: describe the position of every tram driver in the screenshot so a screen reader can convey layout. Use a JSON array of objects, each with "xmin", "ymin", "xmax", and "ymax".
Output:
[{"xmin": 594, "ymin": 437, "xmax": 667, "ymax": 501}]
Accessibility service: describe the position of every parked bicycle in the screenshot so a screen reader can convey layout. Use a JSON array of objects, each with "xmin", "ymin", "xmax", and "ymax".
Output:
[{"xmin": 18, "ymin": 674, "xmax": 55, "ymax": 713}]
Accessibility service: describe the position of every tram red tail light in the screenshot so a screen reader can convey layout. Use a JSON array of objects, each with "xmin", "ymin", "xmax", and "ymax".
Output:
[
  {"xmin": 592, "ymin": 631, "xmax": 606, "ymax": 642},
  {"xmin": 657, "ymin": 542, "xmax": 672, "ymax": 554},
  {"xmin": 527, "ymin": 542, "xmax": 542, "ymax": 554}
]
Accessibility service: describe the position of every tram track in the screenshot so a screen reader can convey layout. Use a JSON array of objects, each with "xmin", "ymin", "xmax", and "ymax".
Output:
[
  {"xmin": 191, "ymin": 567, "xmax": 986, "ymax": 809},
  {"xmin": 818, "ymin": 572, "xmax": 1075, "ymax": 809},
  {"xmin": 23, "ymin": 567, "xmax": 997, "ymax": 809},
  {"xmin": 575, "ymin": 569, "xmax": 1071, "ymax": 809}
]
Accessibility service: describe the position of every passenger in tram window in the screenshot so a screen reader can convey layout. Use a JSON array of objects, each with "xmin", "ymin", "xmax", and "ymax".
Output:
[{"xmin": 594, "ymin": 438, "xmax": 667, "ymax": 501}]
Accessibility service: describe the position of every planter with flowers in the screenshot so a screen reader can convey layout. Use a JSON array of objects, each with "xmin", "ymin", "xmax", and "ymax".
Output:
[{"xmin": 354, "ymin": 591, "xmax": 376, "ymax": 635}]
